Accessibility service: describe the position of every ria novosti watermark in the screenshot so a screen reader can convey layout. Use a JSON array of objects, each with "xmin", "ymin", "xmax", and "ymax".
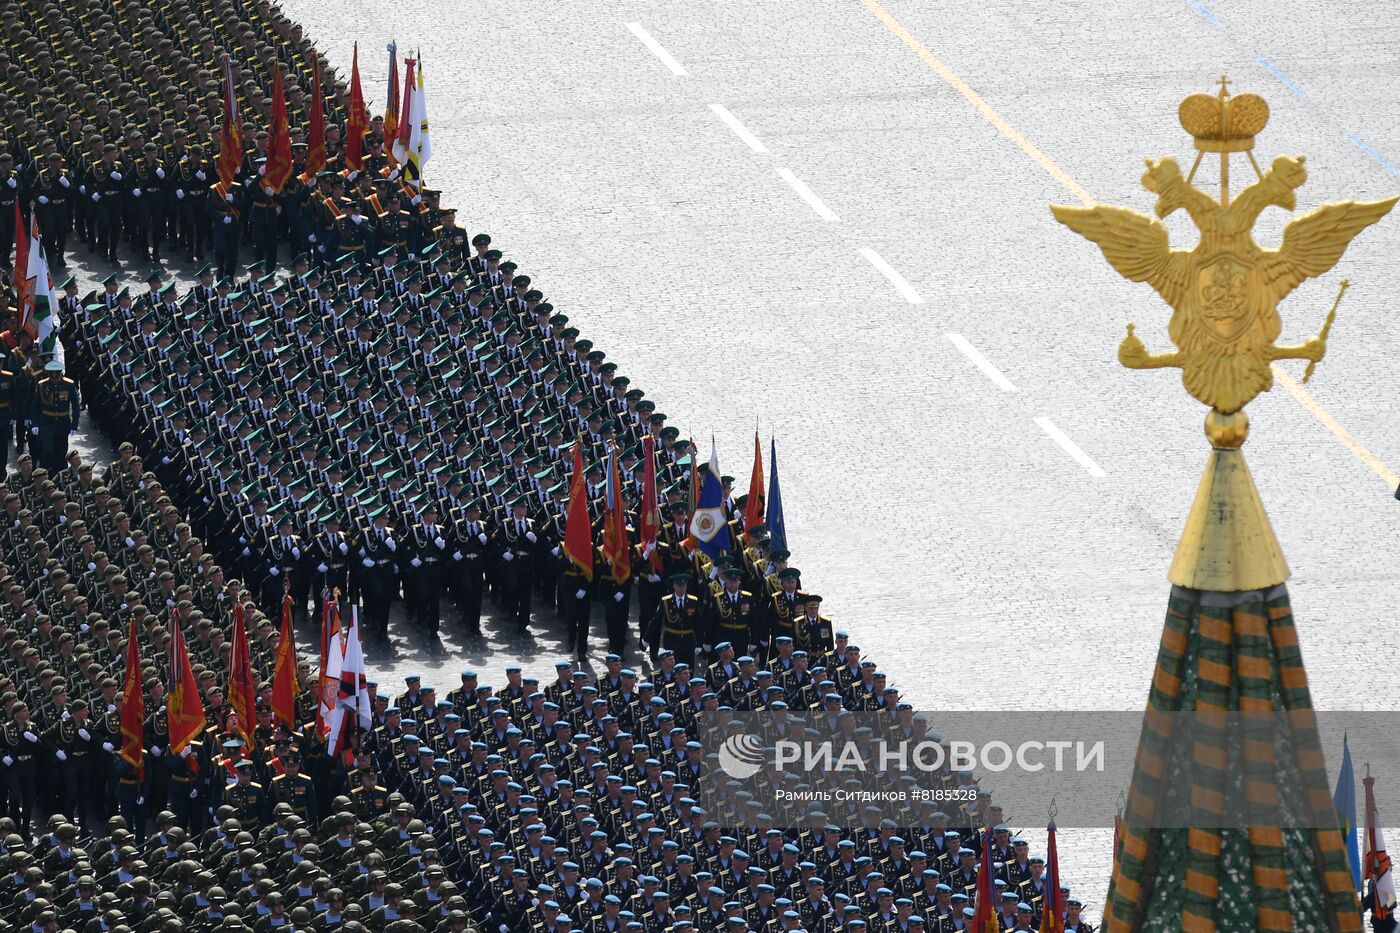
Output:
[{"xmin": 691, "ymin": 711, "xmax": 1397, "ymax": 831}]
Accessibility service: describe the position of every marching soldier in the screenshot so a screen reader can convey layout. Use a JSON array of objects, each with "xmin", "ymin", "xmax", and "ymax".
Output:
[
  {"xmin": 645, "ymin": 574, "xmax": 701, "ymax": 664},
  {"xmin": 768, "ymin": 567, "xmax": 804, "ymax": 654},
  {"xmin": 494, "ymin": 496, "xmax": 541, "ymax": 633},
  {"xmin": 709, "ymin": 567, "xmax": 760, "ymax": 657},
  {"xmin": 1, "ymin": 702, "xmax": 41, "ymax": 835},
  {"xmin": 448, "ymin": 499, "xmax": 489, "ymax": 636},
  {"xmin": 403, "ymin": 502, "xmax": 449, "ymax": 654},
  {"xmin": 33, "ymin": 357, "xmax": 80, "ymax": 475},
  {"xmin": 308, "ymin": 506, "xmax": 350, "ymax": 623},
  {"xmin": 357, "ymin": 505, "xmax": 399, "ymax": 649},
  {"xmin": 268, "ymin": 750, "xmax": 319, "ymax": 824},
  {"xmin": 32, "ymin": 153, "xmax": 73, "ymax": 262},
  {"xmin": 225, "ymin": 758, "xmax": 265, "ymax": 831}
]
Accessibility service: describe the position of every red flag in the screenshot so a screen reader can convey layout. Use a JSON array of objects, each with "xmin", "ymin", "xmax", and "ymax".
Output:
[
  {"xmin": 383, "ymin": 44, "xmax": 400, "ymax": 167},
  {"xmin": 264, "ymin": 63, "xmax": 293, "ymax": 193},
  {"xmin": 562, "ymin": 441, "xmax": 594, "ymax": 581},
  {"xmin": 270, "ymin": 594, "xmax": 298, "ymax": 730},
  {"xmin": 119, "ymin": 615, "xmax": 144, "ymax": 782},
  {"xmin": 391, "ymin": 57, "xmax": 416, "ymax": 168},
  {"xmin": 743, "ymin": 431, "xmax": 764, "ymax": 539},
  {"xmin": 305, "ymin": 56, "xmax": 326, "ymax": 177},
  {"xmin": 974, "ymin": 829, "xmax": 998, "ymax": 933},
  {"xmin": 1366, "ymin": 772, "xmax": 1397, "ymax": 919},
  {"xmin": 217, "ymin": 58, "xmax": 243, "ymax": 189},
  {"xmin": 227, "ymin": 602, "xmax": 256, "ymax": 744},
  {"xmin": 1042, "ymin": 822, "xmax": 1066, "ymax": 933},
  {"xmin": 640, "ymin": 436, "xmax": 663, "ymax": 572},
  {"xmin": 165, "ymin": 609, "xmax": 205, "ymax": 755},
  {"xmin": 602, "ymin": 444, "xmax": 631, "ymax": 582},
  {"xmin": 344, "ymin": 43, "xmax": 368, "ymax": 172},
  {"xmin": 684, "ymin": 436, "xmax": 700, "ymax": 551},
  {"xmin": 12, "ymin": 202, "xmax": 28, "ymax": 333}
]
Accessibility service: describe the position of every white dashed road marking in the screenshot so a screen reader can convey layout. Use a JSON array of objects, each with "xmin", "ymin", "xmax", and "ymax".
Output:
[
  {"xmin": 626, "ymin": 23, "xmax": 688, "ymax": 76},
  {"xmin": 1035, "ymin": 416, "xmax": 1107, "ymax": 478}
]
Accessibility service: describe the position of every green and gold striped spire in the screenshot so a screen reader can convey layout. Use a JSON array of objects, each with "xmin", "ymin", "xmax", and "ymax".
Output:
[{"xmin": 1051, "ymin": 82, "xmax": 1389, "ymax": 932}]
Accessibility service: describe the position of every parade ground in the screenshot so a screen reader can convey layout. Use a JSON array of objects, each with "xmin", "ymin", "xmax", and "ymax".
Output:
[
  {"xmin": 258, "ymin": 0, "xmax": 1400, "ymax": 910},
  {"xmin": 10, "ymin": 0, "xmax": 1400, "ymax": 926}
]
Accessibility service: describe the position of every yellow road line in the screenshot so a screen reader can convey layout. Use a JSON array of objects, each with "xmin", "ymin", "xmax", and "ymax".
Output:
[
  {"xmin": 858, "ymin": 0, "xmax": 1094, "ymax": 206},
  {"xmin": 859, "ymin": 0, "xmax": 1398, "ymax": 490},
  {"xmin": 1272, "ymin": 365, "xmax": 1399, "ymax": 488}
]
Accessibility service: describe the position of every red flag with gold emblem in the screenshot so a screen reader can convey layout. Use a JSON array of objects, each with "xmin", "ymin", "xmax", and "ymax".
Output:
[
  {"xmin": 743, "ymin": 430, "xmax": 764, "ymax": 539},
  {"xmin": 217, "ymin": 58, "xmax": 243, "ymax": 189},
  {"xmin": 974, "ymin": 828, "xmax": 998, "ymax": 933},
  {"xmin": 264, "ymin": 64, "xmax": 293, "ymax": 193},
  {"xmin": 602, "ymin": 444, "xmax": 631, "ymax": 582},
  {"xmin": 227, "ymin": 601, "xmax": 256, "ymax": 745},
  {"xmin": 119, "ymin": 614, "xmax": 144, "ymax": 781},
  {"xmin": 383, "ymin": 43, "xmax": 400, "ymax": 167},
  {"xmin": 272, "ymin": 592, "xmax": 299, "ymax": 730},
  {"xmin": 345, "ymin": 42, "xmax": 368, "ymax": 172},
  {"xmin": 305, "ymin": 56, "xmax": 326, "ymax": 177},
  {"xmin": 639, "ymin": 435, "xmax": 663, "ymax": 572},
  {"xmin": 1042, "ymin": 822, "xmax": 1066, "ymax": 933},
  {"xmin": 562, "ymin": 441, "xmax": 594, "ymax": 581},
  {"xmin": 165, "ymin": 609, "xmax": 205, "ymax": 755}
]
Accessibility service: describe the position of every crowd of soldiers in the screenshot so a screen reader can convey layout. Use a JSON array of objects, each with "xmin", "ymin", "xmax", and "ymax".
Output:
[{"xmin": 0, "ymin": 0, "xmax": 1101, "ymax": 930}]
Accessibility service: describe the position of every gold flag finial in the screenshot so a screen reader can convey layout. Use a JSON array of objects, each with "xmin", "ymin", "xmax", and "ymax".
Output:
[{"xmin": 1051, "ymin": 83, "xmax": 1395, "ymax": 590}]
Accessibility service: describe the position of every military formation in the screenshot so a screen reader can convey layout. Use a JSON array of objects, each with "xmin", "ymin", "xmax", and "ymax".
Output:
[{"xmin": 0, "ymin": 0, "xmax": 1097, "ymax": 931}]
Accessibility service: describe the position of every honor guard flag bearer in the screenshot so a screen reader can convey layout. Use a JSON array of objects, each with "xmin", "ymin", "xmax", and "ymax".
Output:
[
  {"xmin": 325, "ymin": 603, "xmax": 371, "ymax": 758},
  {"xmin": 690, "ymin": 439, "xmax": 732, "ymax": 559}
]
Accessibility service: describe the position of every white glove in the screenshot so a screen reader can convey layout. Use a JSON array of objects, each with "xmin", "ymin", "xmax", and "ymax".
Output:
[
  {"xmin": 156, "ymin": 167, "xmax": 166, "ymax": 179},
  {"xmin": 317, "ymin": 563, "xmax": 328, "ymax": 573},
  {"xmin": 703, "ymin": 645, "xmax": 713, "ymax": 654},
  {"xmin": 525, "ymin": 531, "xmax": 537, "ymax": 543},
  {"xmin": 242, "ymin": 547, "xmax": 252, "ymax": 556},
  {"xmin": 4, "ymin": 177, "xmax": 14, "ymax": 189},
  {"xmin": 56, "ymin": 750, "xmax": 67, "ymax": 762},
  {"xmin": 386, "ymin": 539, "xmax": 396, "ymax": 551},
  {"xmin": 647, "ymin": 574, "xmax": 661, "ymax": 583},
  {"xmin": 410, "ymin": 557, "xmax": 422, "ymax": 568},
  {"xmin": 151, "ymin": 746, "xmax": 163, "ymax": 757},
  {"xmin": 91, "ymin": 192, "xmax": 100, "ymax": 202},
  {"xmin": 102, "ymin": 743, "xmax": 114, "ymax": 753},
  {"xmin": 575, "ymin": 589, "xmax": 588, "ymax": 600},
  {"xmin": 79, "ymin": 184, "xmax": 86, "ymax": 194},
  {"xmin": 263, "ymin": 186, "xmax": 275, "ymax": 195},
  {"xmin": 111, "ymin": 171, "xmax": 122, "ymax": 181},
  {"xmin": 176, "ymin": 189, "xmax": 185, "ymax": 200},
  {"xmin": 137, "ymin": 797, "xmax": 144, "ymax": 806},
  {"xmin": 23, "ymin": 731, "xmax": 37, "ymax": 743},
  {"xmin": 292, "ymin": 547, "xmax": 301, "ymax": 558},
  {"xmin": 190, "ymin": 787, "xmax": 199, "ymax": 799},
  {"xmin": 614, "ymin": 592, "xmax": 625, "ymax": 603},
  {"xmin": 181, "ymin": 746, "xmax": 194, "ymax": 758},
  {"xmin": 58, "ymin": 176, "xmax": 69, "ymax": 188},
  {"xmin": 502, "ymin": 551, "xmax": 514, "ymax": 562},
  {"xmin": 748, "ymin": 644, "xmax": 759, "ymax": 654},
  {"xmin": 132, "ymin": 187, "xmax": 142, "ymax": 197},
  {"xmin": 339, "ymin": 542, "xmax": 349, "ymax": 554},
  {"xmin": 452, "ymin": 551, "xmax": 462, "ymax": 561},
  {"xmin": 77, "ymin": 728, "xmax": 90, "ymax": 741},
  {"xmin": 551, "ymin": 546, "xmax": 561, "ymax": 557},
  {"xmin": 411, "ymin": 195, "xmax": 422, "ymax": 205},
  {"xmin": 125, "ymin": 536, "xmax": 135, "ymax": 547},
  {"xmin": 224, "ymin": 192, "xmax": 234, "ymax": 202},
  {"xmin": 259, "ymin": 165, "xmax": 267, "ymax": 176},
  {"xmin": 269, "ymin": 566, "xmax": 281, "ymax": 576},
  {"xmin": 434, "ymin": 537, "xmax": 445, "ymax": 549},
  {"xmin": 389, "ymin": 169, "xmax": 401, "ymax": 180},
  {"xmin": 1, "ymin": 756, "xmax": 10, "ymax": 767},
  {"xmin": 362, "ymin": 558, "xmax": 375, "ymax": 568},
  {"xmin": 642, "ymin": 543, "xmax": 655, "ymax": 558},
  {"xmin": 222, "ymin": 215, "xmax": 233, "ymax": 224},
  {"xmin": 477, "ymin": 533, "xmax": 488, "ymax": 544},
  {"xmin": 37, "ymin": 195, "xmax": 49, "ymax": 205},
  {"xmin": 196, "ymin": 170, "xmax": 207, "ymax": 181}
]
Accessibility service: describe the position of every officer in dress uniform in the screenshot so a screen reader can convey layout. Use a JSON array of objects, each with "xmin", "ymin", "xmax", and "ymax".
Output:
[
  {"xmin": 709, "ymin": 567, "xmax": 759, "ymax": 658},
  {"xmin": 646, "ymin": 574, "xmax": 701, "ymax": 664},
  {"xmin": 403, "ymin": 502, "xmax": 449, "ymax": 655},
  {"xmin": 33, "ymin": 357, "xmax": 80, "ymax": 475},
  {"xmin": 448, "ymin": 499, "xmax": 489, "ymax": 636},
  {"xmin": 225, "ymin": 758, "xmax": 265, "ymax": 830},
  {"xmin": 357, "ymin": 505, "xmax": 399, "ymax": 650},
  {"xmin": 494, "ymin": 496, "xmax": 540, "ymax": 632},
  {"xmin": 268, "ymin": 750, "xmax": 319, "ymax": 824},
  {"xmin": 795, "ymin": 594, "xmax": 835, "ymax": 655},
  {"xmin": 307, "ymin": 505, "xmax": 350, "ymax": 624}
]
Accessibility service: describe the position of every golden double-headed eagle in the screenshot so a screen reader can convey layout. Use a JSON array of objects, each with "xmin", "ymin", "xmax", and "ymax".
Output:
[{"xmin": 1053, "ymin": 78, "xmax": 1395, "ymax": 414}]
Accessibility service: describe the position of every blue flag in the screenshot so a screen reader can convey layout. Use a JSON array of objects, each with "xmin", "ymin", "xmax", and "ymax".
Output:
[
  {"xmin": 688, "ymin": 439, "xmax": 732, "ymax": 559},
  {"xmin": 765, "ymin": 437, "xmax": 787, "ymax": 552},
  {"xmin": 1335, "ymin": 734, "xmax": 1362, "ymax": 891}
]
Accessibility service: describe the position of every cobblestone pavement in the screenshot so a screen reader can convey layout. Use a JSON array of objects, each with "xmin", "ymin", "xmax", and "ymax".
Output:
[{"xmin": 67, "ymin": 0, "xmax": 1400, "ymax": 914}]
